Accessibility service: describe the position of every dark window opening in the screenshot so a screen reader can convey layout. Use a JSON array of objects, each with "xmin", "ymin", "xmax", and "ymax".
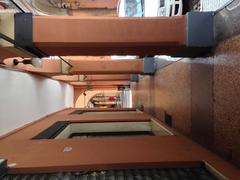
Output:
[
  {"xmin": 32, "ymin": 121, "xmax": 70, "ymax": 140},
  {"xmin": 169, "ymin": 5, "xmax": 173, "ymax": 16},
  {"xmin": 164, "ymin": 112, "xmax": 172, "ymax": 127},
  {"xmin": 69, "ymin": 110, "xmax": 85, "ymax": 115},
  {"xmin": 175, "ymin": 4, "xmax": 180, "ymax": 15},
  {"xmin": 69, "ymin": 110, "xmax": 137, "ymax": 115},
  {"xmin": 160, "ymin": 0, "xmax": 165, "ymax": 7}
]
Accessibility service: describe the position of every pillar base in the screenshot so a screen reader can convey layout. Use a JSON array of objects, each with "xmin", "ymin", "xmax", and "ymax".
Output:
[
  {"xmin": 175, "ymin": 12, "xmax": 214, "ymax": 57},
  {"xmin": 143, "ymin": 57, "xmax": 155, "ymax": 75},
  {"xmin": 131, "ymin": 74, "xmax": 139, "ymax": 82},
  {"xmin": 186, "ymin": 12, "xmax": 214, "ymax": 48}
]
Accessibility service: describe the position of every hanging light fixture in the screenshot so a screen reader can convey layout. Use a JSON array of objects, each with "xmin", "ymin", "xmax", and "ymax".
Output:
[{"xmin": 13, "ymin": 58, "xmax": 43, "ymax": 68}]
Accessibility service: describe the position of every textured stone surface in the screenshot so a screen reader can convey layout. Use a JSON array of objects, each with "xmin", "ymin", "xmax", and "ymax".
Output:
[
  {"xmin": 132, "ymin": 59, "xmax": 192, "ymax": 136},
  {"xmin": 214, "ymin": 35, "xmax": 240, "ymax": 165},
  {"xmin": 191, "ymin": 57, "xmax": 214, "ymax": 149},
  {"xmin": 132, "ymin": 35, "xmax": 240, "ymax": 168}
]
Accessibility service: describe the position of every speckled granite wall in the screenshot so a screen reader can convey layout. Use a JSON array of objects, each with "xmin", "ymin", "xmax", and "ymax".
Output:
[
  {"xmin": 214, "ymin": 35, "xmax": 240, "ymax": 166},
  {"xmin": 132, "ymin": 59, "xmax": 192, "ymax": 136},
  {"xmin": 191, "ymin": 57, "xmax": 214, "ymax": 149},
  {"xmin": 154, "ymin": 60, "xmax": 192, "ymax": 136},
  {"xmin": 132, "ymin": 34, "xmax": 240, "ymax": 168}
]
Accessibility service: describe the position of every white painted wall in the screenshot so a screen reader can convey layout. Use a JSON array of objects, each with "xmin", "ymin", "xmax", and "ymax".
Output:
[
  {"xmin": 144, "ymin": 0, "xmax": 160, "ymax": 17},
  {"xmin": 0, "ymin": 68, "xmax": 73, "ymax": 136}
]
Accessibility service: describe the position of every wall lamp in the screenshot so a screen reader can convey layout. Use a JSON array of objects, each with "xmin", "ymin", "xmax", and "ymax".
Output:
[
  {"xmin": 13, "ymin": 58, "xmax": 43, "ymax": 68},
  {"xmin": 12, "ymin": 56, "xmax": 72, "ymax": 69}
]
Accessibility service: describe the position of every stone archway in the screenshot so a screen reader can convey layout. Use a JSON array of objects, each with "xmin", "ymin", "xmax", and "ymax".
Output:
[{"xmin": 75, "ymin": 90, "xmax": 120, "ymax": 108}]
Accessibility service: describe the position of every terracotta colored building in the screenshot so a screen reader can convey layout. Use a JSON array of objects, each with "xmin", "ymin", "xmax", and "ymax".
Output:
[{"xmin": 0, "ymin": 0, "xmax": 240, "ymax": 179}]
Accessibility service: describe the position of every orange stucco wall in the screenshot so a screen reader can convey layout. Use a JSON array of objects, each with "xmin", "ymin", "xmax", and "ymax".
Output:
[{"xmin": 0, "ymin": 108, "xmax": 239, "ymax": 179}]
